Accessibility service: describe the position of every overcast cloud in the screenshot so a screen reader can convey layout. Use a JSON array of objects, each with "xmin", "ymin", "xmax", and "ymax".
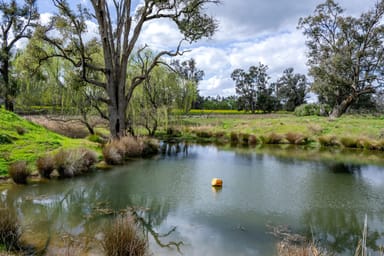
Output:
[{"xmin": 44, "ymin": 0, "xmax": 379, "ymax": 96}]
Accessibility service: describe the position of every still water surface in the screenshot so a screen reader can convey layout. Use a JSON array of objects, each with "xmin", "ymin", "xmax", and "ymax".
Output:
[{"xmin": 2, "ymin": 144, "xmax": 384, "ymax": 255}]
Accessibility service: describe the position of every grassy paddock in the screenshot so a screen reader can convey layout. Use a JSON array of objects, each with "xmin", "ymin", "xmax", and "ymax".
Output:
[
  {"xmin": 173, "ymin": 113, "xmax": 383, "ymax": 142},
  {"xmin": 0, "ymin": 108, "xmax": 99, "ymax": 176},
  {"xmin": 163, "ymin": 113, "xmax": 384, "ymax": 163}
]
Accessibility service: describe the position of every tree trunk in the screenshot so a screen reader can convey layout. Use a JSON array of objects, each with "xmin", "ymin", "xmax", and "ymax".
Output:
[
  {"xmin": 106, "ymin": 72, "xmax": 128, "ymax": 139},
  {"xmin": 329, "ymin": 94, "xmax": 356, "ymax": 118},
  {"xmin": 1, "ymin": 57, "xmax": 14, "ymax": 112}
]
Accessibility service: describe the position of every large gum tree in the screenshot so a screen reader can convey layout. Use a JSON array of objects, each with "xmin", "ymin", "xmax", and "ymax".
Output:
[
  {"xmin": 35, "ymin": 0, "xmax": 219, "ymax": 138},
  {"xmin": 298, "ymin": 0, "xmax": 384, "ymax": 118}
]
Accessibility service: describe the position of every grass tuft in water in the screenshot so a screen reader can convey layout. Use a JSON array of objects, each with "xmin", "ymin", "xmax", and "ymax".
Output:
[
  {"xmin": 102, "ymin": 214, "xmax": 148, "ymax": 256},
  {"xmin": 8, "ymin": 161, "xmax": 30, "ymax": 185},
  {"xmin": 0, "ymin": 208, "xmax": 21, "ymax": 251},
  {"xmin": 36, "ymin": 154, "xmax": 55, "ymax": 179}
]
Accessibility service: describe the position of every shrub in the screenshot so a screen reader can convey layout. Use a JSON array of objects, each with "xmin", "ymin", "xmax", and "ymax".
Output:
[
  {"xmin": 285, "ymin": 133, "xmax": 308, "ymax": 145},
  {"xmin": 318, "ymin": 136, "xmax": 339, "ymax": 147},
  {"xmin": 0, "ymin": 208, "xmax": 21, "ymax": 251},
  {"xmin": 102, "ymin": 215, "xmax": 148, "ymax": 256},
  {"xmin": 294, "ymin": 103, "xmax": 331, "ymax": 117},
  {"xmin": 8, "ymin": 161, "xmax": 30, "ymax": 185},
  {"xmin": 36, "ymin": 155, "xmax": 55, "ymax": 179}
]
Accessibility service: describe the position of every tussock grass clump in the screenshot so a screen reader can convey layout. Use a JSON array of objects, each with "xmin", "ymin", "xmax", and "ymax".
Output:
[
  {"xmin": 102, "ymin": 215, "xmax": 148, "ymax": 256},
  {"xmin": 195, "ymin": 130, "xmax": 213, "ymax": 139},
  {"xmin": 0, "ymin": 208, "xmax": 21, "ymax": 251},
  {"xmin": 357, "ymin": 138, "xmax": 377, "ymax": 150},
  {"xmin": 103, "ymin": 136, "xmax": 159, "ymax": 165},
  {"xmin": 248, "ymin": 135, "xmax": 258, "ymax": 146},
  {"xmin": 240, "ymin": 133, "xmax": 250, "ymax": 145},
  {"xmin": 230, "ymin": 132, "xmax": 239, "ymax": 144},
  {"xmin": 261, "ymin": 133, "xmax": 284, "ymax": 144},
  {"xmin": 8, "ymin": 161, "xmax": 30, "ymax": 184},
  {"xmin": 36, "ymin": 154, "xmax": 55, "ymax": 179},
  {"xmin": 285, "ymin": 133, "xmax": 308, "ymax": 145},
  {"xmin": 54, "ymin": 148, "xmax": 97, "ymax": 178},
  {"xmin": 15, "ymin": 126, "xmax": 26, "ymax": 135},
  {"xmin": 318, "ymin": 136, "xmax": 339, "ymax": 147},
  {"xmin": 102, "ymin": 141, "xmax": 125, "ymax": 165},
  {"xmin": 340, "ymin": 137, "xmax": 359, "ymax": 148}
]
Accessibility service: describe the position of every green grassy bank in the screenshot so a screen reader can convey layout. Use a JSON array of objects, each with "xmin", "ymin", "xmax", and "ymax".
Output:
[{"xmin": 0, "ymin": 108, "xmax": 98, "ymax": 176}]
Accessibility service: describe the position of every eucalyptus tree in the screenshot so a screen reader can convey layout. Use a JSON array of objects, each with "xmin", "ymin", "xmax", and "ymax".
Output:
[
  {"xmin": 275, "ymin": 68, "xmax": 308, "ymax": 111},
  {"xmin": 35, "ymin": 0, "xmax": 219, "ymax": 138},
  {"xmin": 298, "ymin": 0, "xmax": 384, "ymax": 118},
  {"xmin": 0, "ymin": 0, "xmax": 39, "ymax": 111},
  {"xmin": 231, "ymin": 63, "xmax": 269, "ymax": 113}
]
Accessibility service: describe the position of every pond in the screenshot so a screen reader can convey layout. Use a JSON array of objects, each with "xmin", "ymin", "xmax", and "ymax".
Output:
[{"xmin": 2, "ymin": 144, "xmax": 384, "ymax": 255}]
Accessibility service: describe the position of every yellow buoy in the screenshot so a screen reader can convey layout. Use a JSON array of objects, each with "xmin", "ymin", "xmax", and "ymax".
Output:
[{"xmin": 211, "ymin": 178, "xmax": 223, "ymax": 187}]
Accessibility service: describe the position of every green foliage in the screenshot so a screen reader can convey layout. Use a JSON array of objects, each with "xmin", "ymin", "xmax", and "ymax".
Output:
[
  {"xmin": 231, "ymin": 63, "xmax": 270, "ymax": 113},
  {"xmin": 294, "ymin": 103, "xmax": 331, "ymax": 116},
  {"xmin": 8, "ymin": 161, "xmax": 30, "ymax": 184},
  {"xmin": 298, "ymin": 0, "xmax": 384, "ymax": 117},
  {"xmin": 275, "ymin": 68, "xmax": 308, "ymax": 111},
  {"xmin": 0, "ymin": 108, "xmax": 98, "ymax": 176}
]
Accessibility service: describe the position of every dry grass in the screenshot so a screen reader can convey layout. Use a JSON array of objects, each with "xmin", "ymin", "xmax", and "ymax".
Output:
[
  {"xmin": 36, "ymin": 154, "xmax": 55, "ymax": 179},
  {"xmin": 318, "ymin": 136, "xmax": 339, "ymax": 147},
  {"xmin": 0, "ymin": 208, "xmax": 21, "ymax": 251},
  {"xmin": 285, "ymin": 133, "xmax": 309, "ymax": 145},
  {"xmin": 54, "ymin": 148, "xmax": 97, "ymax": 178},
  {"xmin": 102, "ymin": 136, "xmax": 159, "ymax": 165},
  {"xmin": 8, "ymin": 161, "xmax": 30, "ymax": 185},
  {"xmin": 248, "ymin": 134, "xmax": 258, "ymax": 145},
  {"xmin": 277, "ymin": 241, "xmax": 329, "ymax": 256},
  {"xmin": 102, "ymin": 214, "xmax": 148, "ymax": 256},
  {"xmin": 261, "ymin": 133, "xmax": 284, "ymax": 144}
]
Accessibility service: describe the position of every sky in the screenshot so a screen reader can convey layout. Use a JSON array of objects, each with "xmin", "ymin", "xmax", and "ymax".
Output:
[{"xmin": 38, "ymin": 0, "xmax": 378, "ymax": 97}]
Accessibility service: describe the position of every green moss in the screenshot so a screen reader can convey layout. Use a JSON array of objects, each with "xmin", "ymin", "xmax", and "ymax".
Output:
[{"xmin": 0, "ymin": 108, "xmax": 99, "ymax": 176}]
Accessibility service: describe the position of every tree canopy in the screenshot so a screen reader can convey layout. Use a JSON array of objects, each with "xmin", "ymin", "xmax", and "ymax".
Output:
[
  {"xmin": 32, "ymin": 0, "xmax": 219, "ymax": 138},
  {"xmin": 0, "ymin": 0, "xmax": 39, "ymax": 111},
  {"xmin": 298, "ymin": 0, "xmax": 384, "ymax": 118}
]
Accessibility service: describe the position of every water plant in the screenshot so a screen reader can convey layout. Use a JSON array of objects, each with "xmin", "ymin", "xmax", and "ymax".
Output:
[
  {"xmin": 102, "ymin": 214, "xmax": 148, "ymax": 256},
  {"xmin": 0, "ymin": 208, "xmax": 21, "ymax": 251},
  {"xmin": 8, "ymin": 161, "xmax": 30, "ymax": 184}
]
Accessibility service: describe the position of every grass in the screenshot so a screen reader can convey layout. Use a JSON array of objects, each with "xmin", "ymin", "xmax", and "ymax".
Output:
[
  {"xmin": 168, "ymin": 113, "xmax": 384, "ymax": 146},
  {"xmin": 0, "ymin": 207, "xmax": 21, "ymax": 251},
  {"xmin": 0, "ymin": 108, "xmax": 99, "ymax": 177},
  {"xmin": 102, "ymin": 214, "xmax": 148, "ymax": 256}
]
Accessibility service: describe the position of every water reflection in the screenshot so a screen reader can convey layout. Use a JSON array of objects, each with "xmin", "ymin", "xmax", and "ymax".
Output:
[{"xmin": 1, "ymin": 144, "xmax": 384, "ymax": 255}]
